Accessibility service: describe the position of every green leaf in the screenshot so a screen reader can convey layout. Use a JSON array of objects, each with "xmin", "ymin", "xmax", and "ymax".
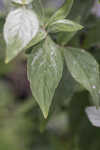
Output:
[
  {"xmin": 25, "ymin": 28, "xmax": 47, "ymax": 50},
  {"xmin": 27, "ymin": 37, "xmax": 63, "ymax": 118},
  {"xmin": 48, "ymin": 19, "xmax": 83, "ymax": 33},
  {"xmin": 64, "ymin": 47, "xmax": 100, "ymax": 107},
  {"xmin": 57, "ymin": 16, "xmax": 81, "ymax": 46},
  {"xmin": 47, "ymin": 0, "xmax": 74, "ymax": 26},
  {"xmin": 4, "ymin": 8, "xmax": 39, "ymax": 63}
]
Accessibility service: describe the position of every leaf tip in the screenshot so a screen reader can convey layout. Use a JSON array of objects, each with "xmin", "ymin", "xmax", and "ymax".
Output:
[
  {"xmin": 43, "ymin": 111, "xmax": 48, "ymax": 119},
  {"xmin": 5, "ymin": 58, "xmax": 9, "ymax": 64},
  {"xmin": 5, "ymin": 55, "xmax": 12, "ymax": 63},
  {"xmin": 79, "ymin": 24, "xmax": 84, "ymax": 30},
  {"xmin": 40, "ymin": 107, "xmax": 49, "ymax": 119}
]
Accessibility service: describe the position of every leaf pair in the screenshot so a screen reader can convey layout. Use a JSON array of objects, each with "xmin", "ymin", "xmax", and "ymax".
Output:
[
  {"xmin": 28, "ymin": 44, "xmax": 100, "ymax": 118},
  {"xmin": 4, "ymin": 0, "xmax": 82, "ymax": 63},
  {"xmin": 47, "ymin": 0, "xmax": 83, "ymax": 33}
]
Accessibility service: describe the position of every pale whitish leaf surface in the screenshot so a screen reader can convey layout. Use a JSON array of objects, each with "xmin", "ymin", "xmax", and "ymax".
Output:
[
  {"xmin": 12, "ymin": 0, "xmax": 33, "ymax": 4},
  {"xmin": 48, "ymin": 19, "xmax": 83, "ymax": 33},
  {"xmin": 64, "ymin": 47, "xmax": 100, "ymax": 106},
  {"xmin": 4, "ymin": 8, "xmax": 39, "ymax": 63},
  {"xmin": 47, "ymin": 0, "xmax": 73, "ymax": 26},
  {"xmin": 27, "ymin": 37, "xmax": 63, "ymax": 118},
  {"xmin": 85, "ymin": 106, "xmax": 100, "ymax": 127},
  {"xmin": 25, "ymin": 28, "xmax": 47, "ymax": 50}
]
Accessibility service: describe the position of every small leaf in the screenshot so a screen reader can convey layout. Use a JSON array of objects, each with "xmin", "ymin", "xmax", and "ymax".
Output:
[
  {"xmin": 85, "ymin": 106, "xmax": 100, "ymax": 127},
  {"xmin": 4, "ymin": 8, "xmax": 39, "ymax": 63},
  {"xmin": 57, "ymin": 16, "xmax": 81, "ymax": 46},
  {"xmin": 12, "ymin": 0, "xmax": 32, "ymax": 5},
  {"xmin": 27, "ymin": 37, "xmax": 63, "ymax": 118},
  {"xmin": 64, "ymin": 47, "xmax": 100, "ymax": 106},
  {"xmin": 47, "ymin": 0, "xmax": 74, "ymax": 26},
  {"xmin": 48, "ymin": 19, "xmax": 83, "ymax": 33},
  {"xmin": 25, "ymin": 28, "xmax": 47, "ymax": 50}
]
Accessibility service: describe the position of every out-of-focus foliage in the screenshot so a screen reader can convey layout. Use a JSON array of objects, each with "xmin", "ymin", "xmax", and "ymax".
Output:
[{"xmin": 0, "ymin": 0, "xmax": 100, "ymax": 150}]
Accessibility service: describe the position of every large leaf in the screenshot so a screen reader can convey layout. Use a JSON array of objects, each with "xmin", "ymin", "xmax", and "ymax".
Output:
[
  {"xmin": 27, "ymin": 37, "xmax": 63, "ymax": 118},
  {"xmin": 4, "ymin": 8, "xmax": 39, "ymax": 63},
  {"xmin": 47, "ymin": 0, "xmax": 74, "ymax": 26},
  {"xmin": 48, "ymin": 19, "xmax": 83, "ymax": 33},
  {"xmin": 64, "ymin": 47, "xmax": 100, "ymax": 106}
]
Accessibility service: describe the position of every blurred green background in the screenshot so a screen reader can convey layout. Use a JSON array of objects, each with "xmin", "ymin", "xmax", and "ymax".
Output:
[{"xmin": 0, "ymin": 0, "xmax": 100, "ymax": 150}]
